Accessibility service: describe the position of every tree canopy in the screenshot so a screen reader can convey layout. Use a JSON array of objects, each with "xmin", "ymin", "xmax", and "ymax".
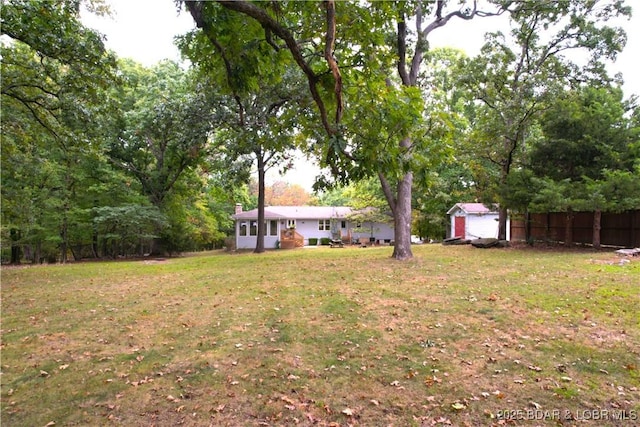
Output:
[{"xmin": 1, "ymin": 0, "xmax": 638, "ymax": 263}]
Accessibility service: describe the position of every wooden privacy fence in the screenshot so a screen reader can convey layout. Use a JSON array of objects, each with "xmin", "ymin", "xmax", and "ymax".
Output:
[{"xmin": 510, "ymin": 210, "xmax": 640, "ymax": 248}]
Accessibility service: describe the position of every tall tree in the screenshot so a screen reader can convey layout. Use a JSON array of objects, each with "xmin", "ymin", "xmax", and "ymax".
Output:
[
  {"xmin": 106, "ymin": 60, "xmax": 219, "ymax": 253},
  {"xmin": 1, "ymin": 0, "xmax": 118, "ymax": 262},
  {"xmin": 411, "ymin": 47, "xmax": 478, "ymax": 240},
  {"xmin": 529, "ymin": 85, "xmax": 639, "ymax": 247},
  {"xmin": 183, "ymin": 0, "xmax": 507, "ymax": 260},
  {"xmin": 109, "ymin": 60, "xmax": 213, "ymax": 206},
  {"xmin": 530, "ymin": 86, "xmax": 635, "ymax": 181},
  {"xmin": 460, "ymin": 0, "xmax": 630, "ymax": 239},
  {"xmin": 178, "ymin": 8, "xmax": 310, "ymax": 253}
]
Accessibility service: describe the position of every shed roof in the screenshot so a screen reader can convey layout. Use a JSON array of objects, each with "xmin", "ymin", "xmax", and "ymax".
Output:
[
  {"xmin": 447, "ymin": 203, "xmax": 498, "ymax": 215},
  {"xmin": 233, "ymin": 206, "xmax": 354, "ymax": 220}
]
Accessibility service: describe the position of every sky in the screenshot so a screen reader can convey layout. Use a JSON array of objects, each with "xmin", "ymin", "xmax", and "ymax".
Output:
[{"xmin": 81, "ymin": 1, "xmax": 639, "ymax": 192}]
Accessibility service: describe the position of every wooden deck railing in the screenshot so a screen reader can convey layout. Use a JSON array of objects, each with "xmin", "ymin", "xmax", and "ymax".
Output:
[{"xmin": 280, "ymin": 228, "xmax": 304, "ymax": 249}]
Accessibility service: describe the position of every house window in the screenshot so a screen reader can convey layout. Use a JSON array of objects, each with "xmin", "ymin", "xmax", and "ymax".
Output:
[
  {"xmin": 249, "ymin": 221, "xmax": 258, "ymax": 236},
  {"xmin": 270, "ymin": 220, "xmax": 278, "ymax": 236},
  {"xmin": 239, "ymin": 222, "xmax": 247, "ymax": 236},
  {"xmin": 341, "ymin": 220, "xmax": 346, "ymax": 229},
  {"xmin": 318, "ymin": 219, "xmax": 331, "ymax": 231},
  {"xmin": 286, "ymin": 219, "xmax": 296, "ymax": 229}
]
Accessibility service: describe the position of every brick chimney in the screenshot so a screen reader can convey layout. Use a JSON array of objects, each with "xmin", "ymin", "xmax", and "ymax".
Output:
[{"xmin": 235, "ymin": 203, "xmax": 242, "ymax": 215}]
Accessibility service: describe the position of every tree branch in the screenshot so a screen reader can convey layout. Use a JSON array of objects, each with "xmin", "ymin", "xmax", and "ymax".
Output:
[
  {"xmin": 2, "ymin": 90, "xmax": 61, "ymax": 141},
  {"xmin": 324, "ymin": 0, "xmax": 343, "ymax": 125},
  {"xmin": 202, "ymin": 0, "xmax": 339, "ymax": 136},
  {"xmin": 378, "ymin": 172, "xmax": 397, "ymax": 216},
  {"xmin": 397, "ymin": 17, "xmax": 410, "ymax": 85}
]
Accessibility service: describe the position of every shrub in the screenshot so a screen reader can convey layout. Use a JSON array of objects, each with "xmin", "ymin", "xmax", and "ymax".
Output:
[{"xmin": 308, "ymin": 238, "xmax": 318, "ymax": 246}]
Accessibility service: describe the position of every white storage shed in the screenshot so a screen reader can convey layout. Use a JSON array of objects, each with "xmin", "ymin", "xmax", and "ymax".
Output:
[{"xmin": 447, "ymin": 203, "xmax": 509, "ymax": 240}]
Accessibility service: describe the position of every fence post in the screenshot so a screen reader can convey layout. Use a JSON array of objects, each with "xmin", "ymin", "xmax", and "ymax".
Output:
[
  {"xmin": 565, "ymin": 208, "xmax": 574, "ymax": 247},
  {"xmin": 593, "ymin": 209, "xmax": 601, "ymax": 249}
]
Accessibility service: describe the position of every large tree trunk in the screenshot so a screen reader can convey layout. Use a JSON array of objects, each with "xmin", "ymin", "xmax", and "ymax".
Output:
[
  {"xmin": 392, "ymin": 172, "xmax": 414, "ymax": 260},
  {"xmin": 498, "ymin": 206, "xmax": 509, "ymax": 241},
  {"xmin": 592, "ymin": 209, "xmax": 601, "ymax": 249},
  {"xmin": 497, "ymin": 147, "xmax": 511, "ymax": 241},
  {"xmin": 254, "ymin": 150, "xmax": 266, "ymax": 253},
  {"xmin": 498, "ymin": 206, "xmax": 509, "ymax": 240}
]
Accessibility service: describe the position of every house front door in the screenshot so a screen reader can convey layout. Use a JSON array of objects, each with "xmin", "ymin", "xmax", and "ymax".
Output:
[{"xmin": 454, "ymin": 216, "xmax": 465, "ymax": 239}]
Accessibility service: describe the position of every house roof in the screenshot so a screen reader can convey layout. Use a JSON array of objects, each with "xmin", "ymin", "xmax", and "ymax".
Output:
[
  {"xmin": 447, "ymin": 203, "xmax": 498, "ymax": 215},
  {"xmin": 233, "ymin": 206, "xmax": 355, "ymax": 220}
]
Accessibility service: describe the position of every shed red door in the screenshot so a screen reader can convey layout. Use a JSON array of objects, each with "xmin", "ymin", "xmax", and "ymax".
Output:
[{"xmin": 454, "ymin": 216, "xmax": 465, "ymax": 239}]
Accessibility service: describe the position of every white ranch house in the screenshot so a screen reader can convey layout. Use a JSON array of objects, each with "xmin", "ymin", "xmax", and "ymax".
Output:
[
  {"xmin": 447, "ymin": 203, "xmax": 510, "ymax": 240},
  {"xmin": 232, "ymin": 205, "xmax": 394, "ymax": 249}
]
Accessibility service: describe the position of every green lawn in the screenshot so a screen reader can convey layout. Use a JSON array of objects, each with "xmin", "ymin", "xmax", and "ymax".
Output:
[{"xmin": 1, "ymin": 245, "xmax": 638, "ymax": 426}]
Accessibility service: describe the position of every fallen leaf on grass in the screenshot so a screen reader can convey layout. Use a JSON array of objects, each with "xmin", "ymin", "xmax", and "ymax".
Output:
[
  {"xmin": 528, "ymin": 365, "xmax": 542, "ymax": 372},
  {"xmin": 342, "ymin": 407, "xmax": 354, "ymax": 416},
  {"xmin": 280, "ymin": 396, "xmax": 296, "ymax": 405},
  {"xmin": 451, "ymin": 402, "xmax": 466, "ymax": 411},
  {"xmin": 370, "ymin": 399, "xmax": 379, "ymax": 406},
  {"xmin": 424, "ymin": 376, "xmax": 442, "ymax": 387}
]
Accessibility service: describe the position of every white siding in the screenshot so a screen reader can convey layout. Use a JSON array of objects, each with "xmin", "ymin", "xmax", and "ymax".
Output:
[
  {"xmin": 236, "ymin": 220, "xmax": 281, "ymax": 250},
  {"xmin": 352, "ymin": 222, "xmax": 395, "ymax": 243},
  {"xmin": 449, "ymin": 213, "xmax": 510, "ymax": 240},
  {"xmin": 466, "ymin": 214, "xmax": 499, "ymax": 239},
  {"xmin": 292, "ymin": 219, "xmax": 332, "ymax": 244},
  {"xmin": 235, "ymin": 217, "xmax": 395, "ymax": 249}
]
